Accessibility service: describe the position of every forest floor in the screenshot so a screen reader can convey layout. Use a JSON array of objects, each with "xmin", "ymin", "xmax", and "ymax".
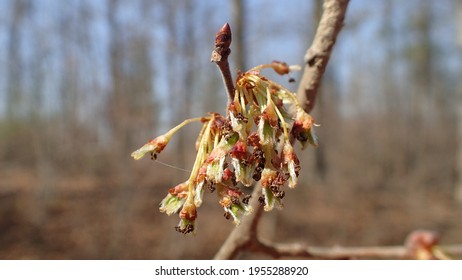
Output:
[{"xmin": 1, "ymin": 167, "xmax": 461, "ymax": 259}]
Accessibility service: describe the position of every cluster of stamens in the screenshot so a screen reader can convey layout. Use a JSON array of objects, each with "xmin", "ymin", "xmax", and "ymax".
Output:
[{"xmin": 131, "ymin": 61, "xmax": 318, "ymax": 234}]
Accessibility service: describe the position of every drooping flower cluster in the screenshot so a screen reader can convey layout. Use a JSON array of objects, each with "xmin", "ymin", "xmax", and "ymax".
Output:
[{"xmin": 131, "ymin": 61, "xmax": 318, "ymax": 234}]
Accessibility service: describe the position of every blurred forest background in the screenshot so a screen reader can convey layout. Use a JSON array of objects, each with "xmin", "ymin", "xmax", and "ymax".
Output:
[{"xmin": 1, "ymin": 0, "xmax": 462, "ymax": 259}]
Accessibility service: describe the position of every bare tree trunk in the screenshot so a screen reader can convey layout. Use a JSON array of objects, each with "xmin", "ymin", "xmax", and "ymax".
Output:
[
  {"xmin": 106, "ymin": 0, "xmax": 131, "ymax": 258},
  {"xmin": 231, "ymin": 0, "xmax": 246, "ymax": 71},
  {"xmin": 455, "ymin": 1, "xmax": 462, "ymax": 203},
  {"xmin": 6, "ymin": 0, "xmax": 28, "ymax": 119}
]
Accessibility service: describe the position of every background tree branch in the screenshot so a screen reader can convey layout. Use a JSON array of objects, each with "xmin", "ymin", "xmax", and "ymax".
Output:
[
  {"xmin": 214, "ymin": 0, "xmax": 350, "ymax": 260},
  {"xmin": 250, "ymin": 229, "xmax": 462, "ymax": 259},
  {"xmin": 297, "ymin": 0, "xmax": 349, "ymax": 112}
]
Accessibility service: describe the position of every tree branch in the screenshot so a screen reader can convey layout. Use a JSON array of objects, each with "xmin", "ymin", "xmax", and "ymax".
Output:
[
  {"xmin": 254, "ymin": 240, "xmax": 406, "ymax": 259},
  {"xmin": 297, "ymin": 0, "xmax": 349, "ymax": 113},
  {"xmin": 250, "ymin": 232, "xmax": 462, "ymax": 260},
  {"xmin": 214, "ymin": 0, "xmax": 349, "ymax": 260},
  {"xmin": 211, "ymin": 22, "xmax": 235, "ymax": 108}
]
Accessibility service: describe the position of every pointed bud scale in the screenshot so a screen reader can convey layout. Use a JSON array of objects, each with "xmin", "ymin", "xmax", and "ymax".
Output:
[
  {"xmin": 215, "ymin": 23, "xmax": 232, "ymax": 50},
  {"xmin": 211, "ymin": 23, "xmax": 232, "ymax": 62}
]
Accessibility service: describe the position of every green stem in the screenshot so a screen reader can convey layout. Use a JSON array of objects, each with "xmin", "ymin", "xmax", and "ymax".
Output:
[{"xmin": 167, "ymin": 117, "xmax": 207, "ymax": 138}]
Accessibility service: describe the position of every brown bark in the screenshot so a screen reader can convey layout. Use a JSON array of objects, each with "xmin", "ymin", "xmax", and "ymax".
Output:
[{"xmin": 296, "ymin": 0, "xmax": 349, "ymax": 113}]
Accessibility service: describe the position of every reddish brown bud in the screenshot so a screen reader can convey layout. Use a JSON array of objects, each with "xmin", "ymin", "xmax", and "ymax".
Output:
[
  {"xmin": 215, "ymin": 23, "xmax": 232, "ymax": 50},
  {"xmin": 211, "ymin": 23, "xmax": 232, "ymax": 62}
]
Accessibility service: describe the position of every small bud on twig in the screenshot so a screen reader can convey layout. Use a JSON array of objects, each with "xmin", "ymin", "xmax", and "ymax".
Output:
[
  {"xmin": 211, "ymin": 23, "xmax": 235, "ymax": 108},
  {"xmin": 211, "ymin": 23, "xmax": 232, "ymax": 62}
]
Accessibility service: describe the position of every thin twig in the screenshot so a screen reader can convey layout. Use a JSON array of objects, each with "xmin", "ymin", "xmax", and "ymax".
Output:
[
  {"xmin": 217, "ymin": 227, "xmax": 462, "ymax": 259},
  {"xmin": 214, "ymin": 0, "xmax": 349, "ymax": 260},
  {"xmin": 211, "ymin": 22, "xmax": 235, "ymax": 108},
  {"xmin": 251, "ymin": 239, "xmax": 462, "ymax": 260}
]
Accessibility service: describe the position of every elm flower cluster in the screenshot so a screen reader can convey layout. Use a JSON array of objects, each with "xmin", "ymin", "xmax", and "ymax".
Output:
[{"xmin": 131, "ymin": 61, "xmax": 318, "ymax": 234}]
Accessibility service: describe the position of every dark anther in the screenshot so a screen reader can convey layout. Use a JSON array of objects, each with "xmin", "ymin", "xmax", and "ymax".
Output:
[
  {"xmin": 175, "ymin": 224, "xmax": 194, "ymax": 234},
  {"xmin": 231, "ymin": 195, "xmax": 240, "ymax": 205},
  {"xmin": 223, "ymin": 131, "xmax": 235, "ymax": 141},
  {"xmin": 236, "ymin": 113, "xmax": 248, "ymax": 123},
  {"xmin": 276, "ymin": 190, "xmax": 285, "ymax": 199},
  {"xmin": 242, "ymin": 195, "xmax": 251, "ymax": 205},
  {"xmin": 207, "ymin": 182, "xmax": 216, "ymax": 192},
  {"xmin": 258, "ymin": 196, "xmax": 265, "ymax": 205},
  {"xmin": 185, "ymin": 224, "xmax": 194, "ymax": 234},
  {"xmin": 224, "ymin": 212, "xmax": 231, "ymax": 220}
]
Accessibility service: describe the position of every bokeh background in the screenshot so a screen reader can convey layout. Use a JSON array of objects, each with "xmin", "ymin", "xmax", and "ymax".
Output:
[{"xmin": 1, "ymin": 0, "xmax": 462, "ymax": 259}]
